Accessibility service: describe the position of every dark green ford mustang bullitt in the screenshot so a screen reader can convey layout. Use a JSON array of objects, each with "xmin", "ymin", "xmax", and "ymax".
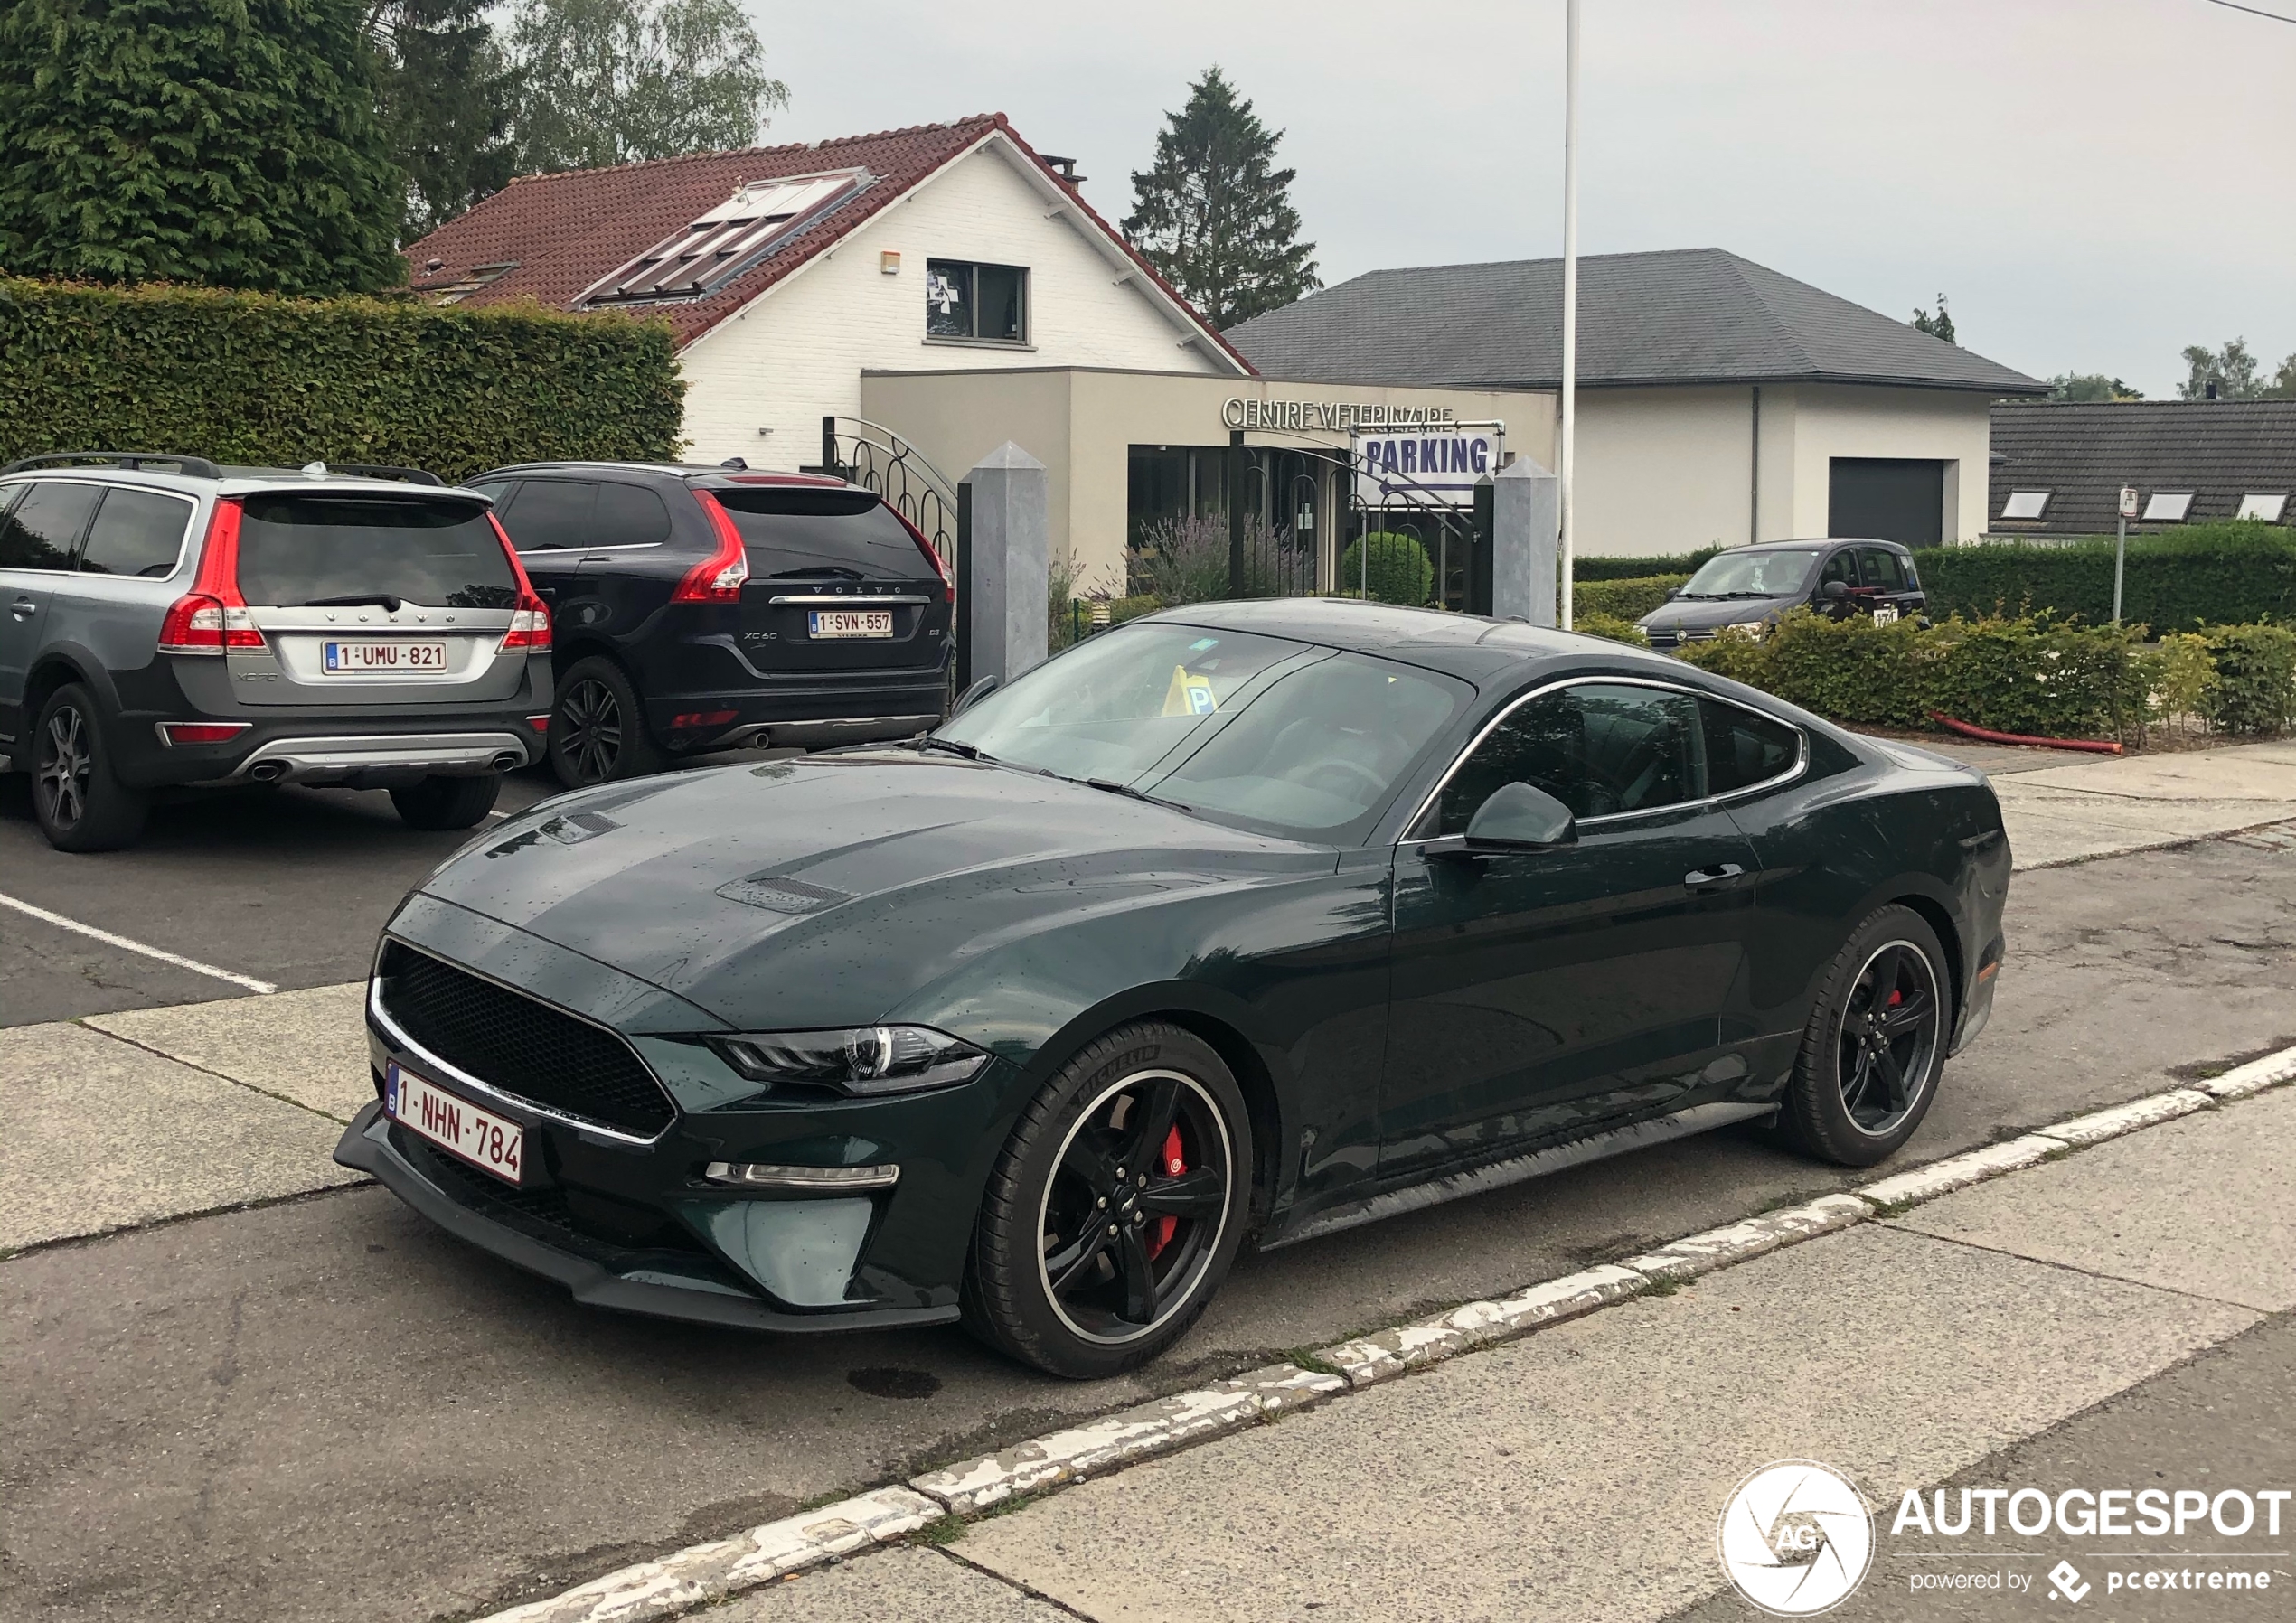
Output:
[{"xmin": 335, "ymin": 599, "xmax": 2010, "ymax": 1378}]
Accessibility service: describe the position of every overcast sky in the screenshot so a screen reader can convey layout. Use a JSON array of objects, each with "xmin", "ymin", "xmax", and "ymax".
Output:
[{"xmin": 755, "ymin": 0, "xmax": 2291, "ymax": 399}]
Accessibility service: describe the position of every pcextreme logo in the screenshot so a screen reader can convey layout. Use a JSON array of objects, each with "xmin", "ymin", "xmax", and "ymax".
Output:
[{"xmin": 1718, "ymin": 1459, "xmax": 1877, "ymax": 1616}]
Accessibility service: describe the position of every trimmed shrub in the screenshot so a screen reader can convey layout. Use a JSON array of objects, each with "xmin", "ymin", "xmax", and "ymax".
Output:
[
  {"xmin": 1572, "ymin": 611, "xmax": 1649, "ymax": 646},
  {"xmin": 2198, "ymin": 623, "xmax": 2296, "ymax": 735},
  {"xmin": 0, "ymin": 278, "xmax": 683, "ymax": 479},
  {"xmin": 1575, "ymin": 573, "xmax": 1689, "ymax": 623},
  {"xmin": 1129, "ymin": 515, "xmax": 1287, "ymax": 603},
  {"xmin": 1574, "ymin": 545, "xmax": 1723, "ymax": 581},
  {"xmin": 1339, "ymin": 531, "xmax": 1435, "ymax": 605},
  {"xmin": 1674, "ymin": 610, "xmax": 2150, "ymax": 740},
  {"xmin": 1913, "ymin": 523, "xmax": 2296, "ymax": 634}
]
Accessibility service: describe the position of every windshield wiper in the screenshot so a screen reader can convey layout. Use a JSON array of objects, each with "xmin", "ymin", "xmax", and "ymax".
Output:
[
  {"xmin": 768, "ymin": 566, "xmax": 864, "ymax": 580},
  {"xmin": 306, "ymin": 593, "xmax": 404, "ymax": 611},
  {"xmin": 1083, "ymin": 775, "xmax": 1190, "ymax": 812},
  {"xmin": 914, "ymin": 736, "xmax": 979, "ymax": 759}
]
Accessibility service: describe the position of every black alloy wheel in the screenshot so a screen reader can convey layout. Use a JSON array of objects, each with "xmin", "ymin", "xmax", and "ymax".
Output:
[
  {"xmin": 966, "ymin": 1022, "xmax": 1251, "ymax": 1379},
  {"xmin": 31, "ymin": 683, "xmax": 148, "ymax": 852},
  {"xmin": 1777, "ymin": 904, "xmax": 1949, "ymax": 1167},
  {"xmin": 1836, "ymin": 941, "xmax": 1942, "ymax": 1136},
  {"xmin": 549, "ymin": 656, "xmax": 660, "ymax": 788}
]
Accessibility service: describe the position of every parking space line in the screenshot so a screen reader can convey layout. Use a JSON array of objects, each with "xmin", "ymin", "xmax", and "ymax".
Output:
[{"xmin": 0, "ymin": 891, "xmax": 278, "ymax": 995}]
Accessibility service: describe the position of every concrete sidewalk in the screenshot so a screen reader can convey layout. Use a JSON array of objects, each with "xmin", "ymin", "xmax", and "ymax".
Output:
[
  {"xmin": 1977, "ymin": 739, "xmax": 2296, "ymax": 869},
  {"xmin": 709, "ymin": 1078, "xmax": 2295, "ymax": 1623}
]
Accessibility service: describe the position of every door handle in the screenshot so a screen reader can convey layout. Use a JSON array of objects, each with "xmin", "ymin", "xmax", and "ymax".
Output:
[
  {"xmin": 9, "ymin": 598, "xmax": 34, "ymax": 621},
  {"xmin": 1683, "ymin": 862, "xmax": 1747, "ymax": 892}
]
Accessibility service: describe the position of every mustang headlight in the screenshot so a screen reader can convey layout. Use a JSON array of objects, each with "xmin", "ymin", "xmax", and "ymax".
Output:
[{"xmin": 709, "ymin": 1026, "xmax": 990, "ymax": 1096}]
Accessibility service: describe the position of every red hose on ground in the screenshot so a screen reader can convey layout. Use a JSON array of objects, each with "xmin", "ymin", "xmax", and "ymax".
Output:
[{"xmin": 1927, "ymin": 711, "xmax": 2123, "ymax": 755}]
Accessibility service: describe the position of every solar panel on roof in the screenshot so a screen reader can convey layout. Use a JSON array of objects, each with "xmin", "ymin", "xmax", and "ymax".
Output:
[{"xmin": 579, "ymin": 169, "xmax": 870, "ymax": 307}]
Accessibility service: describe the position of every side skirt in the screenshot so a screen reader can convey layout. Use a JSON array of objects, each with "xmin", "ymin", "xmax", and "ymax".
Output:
[{"xmin": 1262, "ymin": 1101, "xmax": 1776, "ymax": 1251}]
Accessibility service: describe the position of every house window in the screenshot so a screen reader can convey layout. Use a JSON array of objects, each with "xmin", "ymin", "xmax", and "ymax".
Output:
[
  {"xmin": 1999, "ymin": 491, "xmax": 2051, "ymax": 521},
  {"xmin": 2141, "ymin": 492, "xmax": 2194, "ymax": 522},
  {"xmin": 2237, "ymin": 493, "xmax": 2288, "ymax": 523},
  {"xmin": 926, "ymin": 259, "xmax": 1028, "ymax": 343}
]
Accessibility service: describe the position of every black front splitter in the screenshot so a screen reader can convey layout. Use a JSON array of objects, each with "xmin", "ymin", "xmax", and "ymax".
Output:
[{"xmin": 332, "ymin": 1102, "xmax": 959, "ymax": 1334}]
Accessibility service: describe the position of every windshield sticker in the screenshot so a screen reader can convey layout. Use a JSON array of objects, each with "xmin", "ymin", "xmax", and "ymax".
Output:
[
  {"xmin": 1189, "ymin": 637, "xmax": 1218, "ymax": 651},
  {"xmin": 1162, "ymin": 665, "xmax": 1219, "ymax": 717}
]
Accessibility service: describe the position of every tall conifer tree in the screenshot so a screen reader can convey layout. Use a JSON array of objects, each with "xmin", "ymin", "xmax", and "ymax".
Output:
[
  {"xmin": 0, "ymin": 0, "xmax": 402, "ymax": 293},
  {"xmin": 1124, "ymin": 67, "xmax": 1318, "ymax": 330}
]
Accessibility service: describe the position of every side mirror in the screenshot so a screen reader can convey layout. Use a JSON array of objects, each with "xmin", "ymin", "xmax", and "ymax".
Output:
[
  {"xmin": 1426, "ymin": 782, "xmax": 1577, "ymax": 859},
  {"xmin": 1664, "ymin": 586, "xmax": 1682, "ymax": 601},
  {"xmin": 1820, "ymin": 578, "xmax": 1850, "ymax": 602},
  {"xmin": 950, "ymin": 675, "xmax": 1000, "ymax": 717}
]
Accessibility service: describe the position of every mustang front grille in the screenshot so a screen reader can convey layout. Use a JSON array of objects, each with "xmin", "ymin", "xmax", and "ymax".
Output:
[{"xmin": 378, "ymin": 942, "xmax": 676, "ymax": 1136}]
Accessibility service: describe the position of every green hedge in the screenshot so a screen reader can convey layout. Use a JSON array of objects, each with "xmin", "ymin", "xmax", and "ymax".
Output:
[
  {"xmin": 0, "ymin": 278, "xmax": 685, "ymax": 481},
  {"xmin": 1675, "ymin": 610, "xmax": 2156, "ymax": 740},
  {"xmin": 1574, "ymin": 573, "xmax": 1688, "ymax": 622},
  {"xmin": 1913, "ymin": 524, "xmax": 2296, "ymax": 635},
  {"xmin": 1573, "ymin": 546, "xmax": 1720, "ymax": 581},
  {"xmin": 1340, "ymin": 531, "xmax": 1435, "ymax": 605}
]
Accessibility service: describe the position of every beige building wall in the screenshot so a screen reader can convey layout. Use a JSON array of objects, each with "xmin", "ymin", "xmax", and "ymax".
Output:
[
  {"xmin": 861, "ymin": 368, "xmax": 1557, "ymax": 588},
  {"xmin": 675, "ymin": 138, "xmax": 1234, "ymax": 468},
  {"xmin": 1562, "ymin": 382, "xmax": 1994, "ymax": 558}
]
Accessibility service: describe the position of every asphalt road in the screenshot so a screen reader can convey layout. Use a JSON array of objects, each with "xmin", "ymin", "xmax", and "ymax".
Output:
[{"xmin": 5, "ymin": 827, "xmax": 2293, "ymax": 1623}]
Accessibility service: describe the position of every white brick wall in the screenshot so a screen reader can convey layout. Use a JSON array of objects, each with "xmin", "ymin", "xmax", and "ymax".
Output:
[{"xmin": 678, "ymin": 136, "xmax": 1233, "ymax": 468}]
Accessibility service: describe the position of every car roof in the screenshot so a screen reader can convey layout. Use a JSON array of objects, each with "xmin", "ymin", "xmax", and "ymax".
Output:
[
  {"xmin": 1725, "ymin": 537, "xmax": 1908, "ymax": 554},
  {"xmin": 0, "ymin": 464, "xmax": 486, "ymax": 502},
  {"xmin": 473, "ymin": 460, "xmax": 857, "ymax": 492},
  {"xmin": 1132, "ymin": 597, "xmax": 1706, "ymax": 687}
]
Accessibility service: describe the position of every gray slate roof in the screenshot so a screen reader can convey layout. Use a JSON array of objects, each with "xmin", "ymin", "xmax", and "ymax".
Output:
[
  {"xmin": 1989, "ymin": 400, "xmax": 2296, "ymax": 536},
  {"xmin": 1224, "ymin": 247, "xmax": 2045, "ymax": 396}
]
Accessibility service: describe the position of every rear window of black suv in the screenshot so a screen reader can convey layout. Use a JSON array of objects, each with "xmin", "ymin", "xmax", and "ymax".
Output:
[
  {"xmin": 710, "ymin": 487, "xmax": 927, "ymax": 581},
  {"xmin": 236, "ymin": 495, "xmax": 517, "ymax": 608}
]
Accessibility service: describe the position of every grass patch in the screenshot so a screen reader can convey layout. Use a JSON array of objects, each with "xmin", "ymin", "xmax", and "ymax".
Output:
[
  {"xmin": 1640, "ymin": 1275, "xmax": 1687, "ymax": 1298},
  {"xmin": 1279, "ymin": 1348, "xmax": 1344, "ymax": 1378},
  {"xmin": 1868, "ymin": 1197, "xmax": 1918, "ymax": 1219},
  {"xmin": 910, "ymin": 1514, "xmax": 966, "ymax": 1547}
]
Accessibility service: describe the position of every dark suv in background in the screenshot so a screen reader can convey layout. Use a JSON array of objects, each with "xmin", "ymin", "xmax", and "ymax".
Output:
[
  {"xmin": 468, "ymin": 462, "xmax": 955, "ymax": 787},
  {"xmin": 0, "ymin": 453, "xmax": 552, "ymax": 850},
  {"xmin": 1636, "ymin": 538, "xmax": 1926, "ymax": 651}
]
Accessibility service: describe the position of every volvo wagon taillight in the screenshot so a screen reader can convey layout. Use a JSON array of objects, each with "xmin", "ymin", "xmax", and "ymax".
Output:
[
  {"xmin": 889, "ymin": 506, "xmax": 955, "ymax": 604},
  {"xmin": 675, "ymin": 491, "xmax": 751, "ymax": 602},
  {"xmin": 487, "ymin": 512, "xmax": 553, "ymax": 652},
  {"xmin": 158, "ymin": 500, "xmax": 262, "ymax": 653}
]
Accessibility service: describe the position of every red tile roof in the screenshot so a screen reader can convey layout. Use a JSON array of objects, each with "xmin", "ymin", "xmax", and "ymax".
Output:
[{"xmin": 403, "ymin": 115, "xmax": 1252, "ymax": 372}]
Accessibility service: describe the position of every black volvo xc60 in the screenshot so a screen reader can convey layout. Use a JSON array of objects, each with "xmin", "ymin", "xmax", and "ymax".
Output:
[{"xmin": 467, "ymin": 462, "xmax": 955, "ymax": 786}]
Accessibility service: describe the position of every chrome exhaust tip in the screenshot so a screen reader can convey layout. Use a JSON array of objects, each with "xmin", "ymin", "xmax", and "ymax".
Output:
[
  {"xmin": 248, "ymin": 761, "xmax": 287, "ymax": 783},
  {"xmin": 490, "ymin": 752, "xmax": 522, "ymax": 772}
]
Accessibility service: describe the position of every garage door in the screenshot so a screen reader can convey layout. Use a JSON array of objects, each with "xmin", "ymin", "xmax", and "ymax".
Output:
[{"xmin": 1829, "ymin": 458, "xmax": 1944, "ymax": 547}]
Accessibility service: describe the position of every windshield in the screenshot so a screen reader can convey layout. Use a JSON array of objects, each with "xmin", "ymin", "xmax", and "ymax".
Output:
[
  {"xmin": 936, "ymin": 620, "xmax": 1469, "ymax": 840},
  {"xmin": 1679, "ymin": 548, "xmax": 1819, "ymax": 599}
]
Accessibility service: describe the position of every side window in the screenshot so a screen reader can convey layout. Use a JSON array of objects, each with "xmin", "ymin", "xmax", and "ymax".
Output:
[
  {"xmin": 0, "ymin": 481, "xmax": 104, "ymax": 572},
  {"xmin": 1699, "ymin": 699, "xmax": 1800, "ymax": 795},
  {"xmin": 80, "ymin": 488, "xmax": 195, "ymax": 577},
  {"xmin": 1816, "ymin": 550, "xmax": 1858, "ymax": 593},
  {"xmin": 1859, "ymin": 547, "xmax": 1908, "ymax": 591},
  {"xmin": 468, "ymin": 480, "xmax": 521, "ymax": 521},
  {"xmin": 1425, "ymin": 682, "xmax": 1704, "ymax": 834},
  {"xmin": 494, "ymin": 479, "xmax": 595, "ymax": 550},
  {"xmin": 594, "ymin": 481, "xmax": 672, "ymax": 545}
]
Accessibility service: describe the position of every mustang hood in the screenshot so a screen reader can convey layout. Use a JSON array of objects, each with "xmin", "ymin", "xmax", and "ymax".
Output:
[{"xmin": 414, "ymin": 752, "xmax": 1333, "ymax": 1027}]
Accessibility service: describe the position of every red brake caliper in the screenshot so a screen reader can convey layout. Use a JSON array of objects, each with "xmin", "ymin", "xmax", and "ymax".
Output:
[{"xmin": 1146, "ymin": 1125, "xmax": 1185, "ymax": 1259}]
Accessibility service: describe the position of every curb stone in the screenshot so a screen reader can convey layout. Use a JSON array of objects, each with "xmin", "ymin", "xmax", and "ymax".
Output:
[
  {"xmin": 1854, "ymin": 1132, "xmax": 2068, "ymax": 1207},
  {"xmin": 470, "ymin": 1042, "xmax": 2296, "ymax": 1623},
  {"xmin": 910, "ymin": 1362, "xmax": 1346, "ymax": 1515},
  {"xmin": 482, "ymin": 1487, "xmax": 939, "ymax": 1623},
  {"xmin": 1622, "ymin": 1194, "xmax": 1874, "ymax": 1282},
  {"xmin": 2194, "ymin": 1047, "xmax": 2296, "ymax": 1102},
  {"xmin": 1320, "ymin": 1265, "xmax": 1644, "ymax": 1385}
]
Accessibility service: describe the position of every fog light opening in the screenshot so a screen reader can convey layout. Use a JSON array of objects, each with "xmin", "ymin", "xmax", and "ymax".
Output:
[{"xmin": 703, "ymin": 1160, "xmax": 899, "ymax": 1191}]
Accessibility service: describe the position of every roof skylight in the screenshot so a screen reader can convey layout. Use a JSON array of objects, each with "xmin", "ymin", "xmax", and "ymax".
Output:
[
  {"xmin": 2237, "ymin": 493, "xmax": 2289, "ymax": 523},
  {"xmin": 2141, "ymin": 492, "xmax": 2194, "ymax": 522},
  {"xmin": 579, "ymin": 169, "xmax": 870, "ymax": 307},
  {"xmin": 1999, "ymin": 491, "xmax": 2050, "ymax": 521}
]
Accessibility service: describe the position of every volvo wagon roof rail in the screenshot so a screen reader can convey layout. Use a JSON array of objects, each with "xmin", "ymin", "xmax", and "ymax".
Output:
[{"xmin": 1, "ymin": 450, "xmax": 224, "ymax": 479}]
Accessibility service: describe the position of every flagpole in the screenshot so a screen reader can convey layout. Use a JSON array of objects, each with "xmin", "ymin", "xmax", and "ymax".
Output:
[{"xmin": 1558, "ymin": 0, "xmax": 1579, "ymax": 631}]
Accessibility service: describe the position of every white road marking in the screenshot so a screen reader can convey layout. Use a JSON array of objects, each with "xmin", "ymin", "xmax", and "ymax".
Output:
[{"xmin": 0, "ymin": 890, "xmax": 278, "ymax": 994}]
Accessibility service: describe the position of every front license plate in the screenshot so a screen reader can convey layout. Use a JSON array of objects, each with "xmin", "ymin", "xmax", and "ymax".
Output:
[
  {"xmin": 808, "ymin": 610, "xmax": 894, "ymax": 639},
  {"xmin": 325, "ymin": 640, "xmax": 447, "ymax": 672},
  {"xmin": 386, "ymin": 1062, "xmax": 524, "ymax": 1185}
]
